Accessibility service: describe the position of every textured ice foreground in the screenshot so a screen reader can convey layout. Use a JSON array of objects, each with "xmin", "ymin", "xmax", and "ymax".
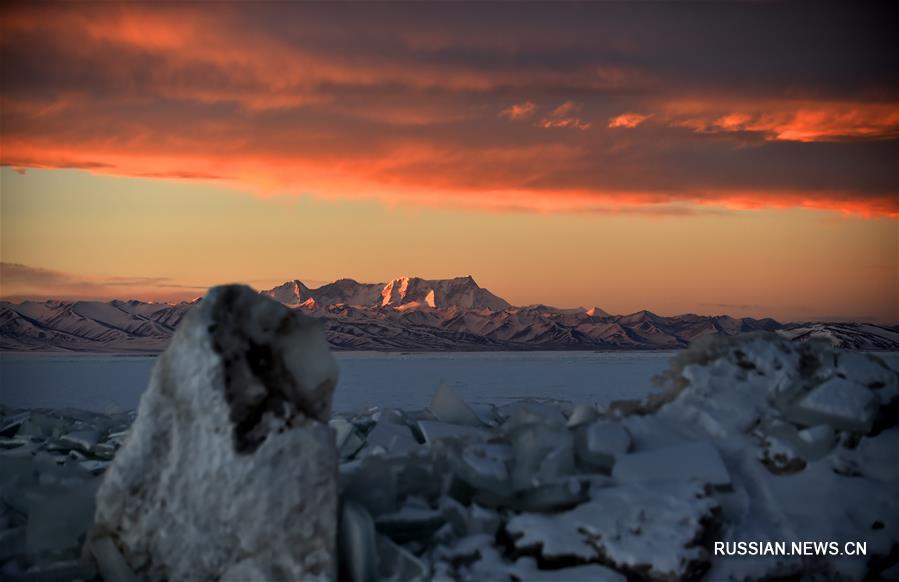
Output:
[{"xmin": 2, "ymin": 333, "xmax": 899, "ymax": 580}]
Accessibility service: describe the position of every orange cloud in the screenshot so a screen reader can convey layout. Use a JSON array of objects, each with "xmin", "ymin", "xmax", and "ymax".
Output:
[
  {"xmin": 664, "ymin": 100, "xmax": 899, "ymax": 142},
  {"xmin": 499, "ymin": 101, "xmax": 537, "ymax": 120},
  {"xmin": 608, "ymin": 113, "xmax": 652, "ymax": 128},
  {"xmin": 1, "ymin": 2, "xmax": 896, "ymax": 219},
  {"xmin": 539, "ymin": 101, "xmax": 591, "ymax": 130}
]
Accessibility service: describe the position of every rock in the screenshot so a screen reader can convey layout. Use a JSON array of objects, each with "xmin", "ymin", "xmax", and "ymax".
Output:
[
  {"xmin": 787, "ymin": 376, "xmax": 880, "ymax": 433},
  {"xmin": 428, "ymin": 384, "xmax": 483, "ymax": 427},
  {"xmin": 91, "ymin": 285, "xmax": 339, "ymax": 581},
  {"xmin": 613, "ymin": 441, "xmax": 731, "ymax": 488},
  {"xmin": 574, "ymin": 421, "xmax": 631, "ymax": 470}
]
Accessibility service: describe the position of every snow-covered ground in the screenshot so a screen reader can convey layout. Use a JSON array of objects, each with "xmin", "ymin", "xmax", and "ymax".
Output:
[{"xmin": 0, "ymin": 351, "xmax": 675, "ymax": 413}]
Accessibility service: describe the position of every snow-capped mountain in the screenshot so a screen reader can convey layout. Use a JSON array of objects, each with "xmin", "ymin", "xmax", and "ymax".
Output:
[
  {"xmin": 1, "ymin": 276, "xmax": 897, "ymax": 352},
  {"xmin": 261, "ymin": 276, "xmax": 509, "ymax": 311}
]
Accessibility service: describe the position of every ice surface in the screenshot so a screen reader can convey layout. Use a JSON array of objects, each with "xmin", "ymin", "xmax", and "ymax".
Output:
[{"xmin": 0, "ymin": 351, "xmax": 673, "ymax": 413}]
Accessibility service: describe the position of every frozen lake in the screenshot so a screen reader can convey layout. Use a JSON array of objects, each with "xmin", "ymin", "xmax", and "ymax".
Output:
[{"xmin": 0, "ymin": 351, "xmax": 676, "ymax": 413}]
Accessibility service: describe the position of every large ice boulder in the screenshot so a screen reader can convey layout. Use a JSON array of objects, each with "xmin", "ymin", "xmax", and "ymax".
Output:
[{"xmin": 89, "ymin": 285, "xmax": 339, "ymax": 581}]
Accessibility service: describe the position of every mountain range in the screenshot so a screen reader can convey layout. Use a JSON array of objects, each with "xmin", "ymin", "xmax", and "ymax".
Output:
[{"xmin": 2, "ymin": 276, "xmax": 898, "ymax": 352}]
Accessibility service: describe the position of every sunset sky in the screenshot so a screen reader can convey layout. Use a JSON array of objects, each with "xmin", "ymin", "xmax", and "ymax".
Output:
[{"xmin": 1, "ymin": 2, "xmax": 897, "ymax": 323}]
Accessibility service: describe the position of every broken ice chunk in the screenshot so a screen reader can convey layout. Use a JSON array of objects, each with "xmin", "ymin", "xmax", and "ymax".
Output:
[
  {"xmin": 417, "ymin": 420, "xmax": 488, "ymax": 445},
  {"xmin": 340, "ymin": 457, "xmax": 400, "ymax": 516},
  {"xmin": 796, "ymin": 424, "xmax": 836, "ymax": 460},
  {"xmin": 510, "ymin": 423, "xmax": 575, "ymax": 491},
  {"xmin": 374, "ymin": 497, "xmax": 445, "ymax": 543},
  {"xmin": 466, "ymin": 504, "xmax": 501, "ymax": 537},
  {"xmin": 454, "ymin": 443, "xmax": 512, "ymax": 497},
  {"xmin": 428, "ymin": 385, "xmax": 483, "ymax": 427},
  {"xmin": 613, "ymin": 441, "xmax": 731, "ymax": 488},
  {"xmin": 16, "ymin": 412, "xmax": 71, "ymax": 440},
  {"xmin": 92, "ymin": 442, "xmax": 117, "ymax": 460},
  {"xmin": 0, "ymin": 437, "xmax": 29, "ymax": 450},
  {"xmin": 506, "ymin": 481, "xmax": 717, "ymax": 580},
  {"xmin": 467, "ymin": 403, "xmax": 500, "ymax": 427},
  {"xmin": 575, "ymin": 421, "xmax": 631, "ymax": 470},
  {"xmin": 25, "ymin": 478, "xmax": 98, "ymax": 557},
  {"xmin": 330, "ymin": 417, "xmax": 366, "ymax": 460},
  {"xmin": 510, "ymin": 558, "xmax": 626, "ymax": 582},
  {"xmin": 376, "ymin": 534, "xmax": 428, "ymax": 581},
  {"xmin": 437, "ymin": 497, "xmax": 468, "ymax": 538},
  {"xmin": 57, "ymin": 430, "xmax": 101, "ymax": 454},
  {"xmin": 0, "ymin": 526, "xmax": 25, "ymax": 561},
  {"xmin": 566, "ymin": 404, "xmax": 598, "ymax": 428},
  {"xmin": 0, "ymin": 411, "xmax": 29, "ymax": 437},
  {"xmin": 364, "ymin": 421, "xmax": 419, "ymax": 456},
  {"xmin": 86, "ymin": 536, "xmax": 138, "ymax": 582},
  {"xmin": 787, "ymin": 377, "xmax": 880, "ymax": 433},
  {"xmin": 516, "ymin": 477, "xmax": 589, "ymax": 512},
  {"xmin": 338, "ymin": 502, "xmax": 378, "ymax": 582},
  {"xmin": 837, "ymin": 352, "xmax": 899, "ymax": 389}
]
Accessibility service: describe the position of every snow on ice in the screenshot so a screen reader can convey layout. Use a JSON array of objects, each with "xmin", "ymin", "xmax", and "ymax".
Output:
[{"xmin": 0, "ymin": 331, "xmax": 898, "ymax": 580}]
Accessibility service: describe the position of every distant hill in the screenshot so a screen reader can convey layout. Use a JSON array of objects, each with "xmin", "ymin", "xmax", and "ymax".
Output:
[{"xmin": 2, "ymin": 276, "xmax": 897, "ymax": 352}]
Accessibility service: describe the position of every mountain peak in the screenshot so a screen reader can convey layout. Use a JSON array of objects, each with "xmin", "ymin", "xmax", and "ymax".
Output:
[
  {"xmin": 261, "ymin": 275, "xmax": 510, "ymax": 311},
  {"xmin": 260, "ymin": 279, "xmax": 311, "ymax": 306}
]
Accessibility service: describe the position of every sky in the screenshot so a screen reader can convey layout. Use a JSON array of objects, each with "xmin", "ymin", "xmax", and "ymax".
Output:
[{"xmin": 0, "ymin": 2, "xmax": 897, "ymax": 323}]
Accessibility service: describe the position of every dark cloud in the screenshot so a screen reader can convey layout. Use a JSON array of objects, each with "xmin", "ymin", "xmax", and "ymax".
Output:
[
  {"xmin": 0, "ymin": 263, "xmax": 206, "ymax": 302},
  {"xmin": 1, "ymin": 1, "xmax": 896, "ymax": 215}
]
